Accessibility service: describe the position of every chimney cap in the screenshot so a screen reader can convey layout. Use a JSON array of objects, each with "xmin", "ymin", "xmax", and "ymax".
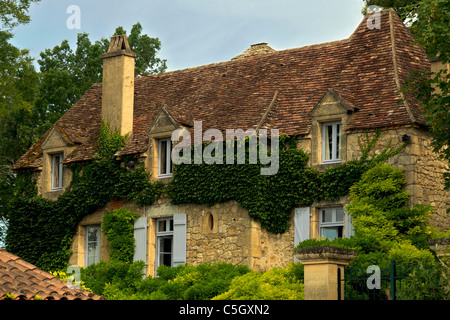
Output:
[{"xmin": 102, "ymin": 34, "xmax": 136, "ymax": 59}]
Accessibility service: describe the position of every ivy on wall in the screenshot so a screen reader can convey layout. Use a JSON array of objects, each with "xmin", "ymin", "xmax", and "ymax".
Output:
[
  {"xmin": 5, "ymin": 122, "xmax": 163, "ymax": 271},
  {"xmin": 169, "ymin": 131, "xmax": 406, "ymax": 234},
  {"xmin": 102, "ymin": 208, "xmax": 139, "ymax": 263},
  {"xmin": 5, "ymin": 125, "xmax": 405, "ymax": 270}
]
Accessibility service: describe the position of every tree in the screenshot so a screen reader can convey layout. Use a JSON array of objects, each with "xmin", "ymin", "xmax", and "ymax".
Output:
[
  {"xmin": 363, "ymin": 0, "xmax": 449, "ymax": 191},
  {"xmin": 36, "ymin": 22, "xmax": 167, "ymax": 134},
  {"xmin": 0, "ymin": 0, "xmax": 40, "ymax": 31},
  {"xmin": 0, "ymin": 18, "xmax": 167, "ymax": 244},
  {"xmin": 362, "ymin": 0, "xmax": 420, "ymax": 22},
  {"xmin": 402, "ymin": 0, "xmax": 450, "ymax": 191},
  {"xmin": 0, "ymin": 0, "xmax": 41, "ymax": 245}
]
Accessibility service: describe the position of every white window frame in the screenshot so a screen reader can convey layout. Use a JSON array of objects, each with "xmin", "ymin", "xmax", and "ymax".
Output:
[
  {"xmin": 51, "ymin": 153, "xmax": 64, "ymax": 191},
  {"xmin": 156, "ymin": 218, "xmax": 174, "ymax": 271},
  {"xmin": 158, "ymin": 138, "xmax": 172, "ymax": 178},
  {"xmin": 319, "ymin": 207, "xmax": 344, "ymax": 240},
  {"xmin": 85, "ymin": 225, "xmax": 101, "ymax": 267},
  {"xmin": 322, "ymin": 121, "xmax": 341, "ymax": 164}
]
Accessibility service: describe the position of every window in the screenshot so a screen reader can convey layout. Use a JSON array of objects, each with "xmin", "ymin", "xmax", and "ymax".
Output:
[
  {"xmin": 322, "ymin": 122, "xmax": 341, "ymax": 163},
  {"xmin": 158, "ymin": 138, "xmax": 172, "ymax": 177},
  {"xmin": 319, "ymin": 207, "xmax": 344, "ymax": 240},
  {"xmin": 85, "ymin": 225, "xmax": 101, "ymax": 267},
  {"xmin": 156, "ymin": 218, "xmax": 174, "ymax": 268},
  {"xmin": 51, "ymin": 153, "xmax": 64, "ymax": 190}
]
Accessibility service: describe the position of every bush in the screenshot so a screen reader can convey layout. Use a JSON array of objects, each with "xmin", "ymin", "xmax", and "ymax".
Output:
[
  {"xmin": 213, "ymin": 262, "xmax": 304, "ymax": 300},
  {"xmin": 397, "ymin": 262, "xmax": 450, "ymax": 300},
  {"xmin": 96, "ymin": 262, "xmax": 252, "ymax": 300},
  {"xmin": 81, "ymin": 260, "xmax": 146, "ymax": 296},
  {"xmin": 295, "ymin": 164, "xmax": 439, "ymax": 281}
]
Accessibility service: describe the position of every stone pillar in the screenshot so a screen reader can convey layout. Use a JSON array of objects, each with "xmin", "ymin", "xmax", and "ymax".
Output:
[{"xmin": 295, "ymin": 246, "xmax": 357, "ymax": 300}]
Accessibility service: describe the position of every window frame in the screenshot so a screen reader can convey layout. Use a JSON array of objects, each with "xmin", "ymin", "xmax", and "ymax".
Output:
[
  {"xmin": 319, "ymin": 207, "xmax": 344, "ymax": 240},
  {"xmin": 158, "ymin": 138, "xmax": 172, "ymax": 178},
  {"xmin": 156, "ymin": 218, "xmax": 174, "ymax": 270},
  {"xmin": 51, "ymin": 153, "xmax": 64, "ymax": 191},
  {"xmin": 321, "ymin": 121, "xmax": 342, "ymax": 164},
  {"xmin": 85, "ymin": 225, "xmax": 101, "ymax": 267}
]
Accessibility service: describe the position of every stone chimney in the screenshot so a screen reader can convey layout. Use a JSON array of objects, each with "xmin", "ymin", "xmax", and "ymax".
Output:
[
  {"xmin": 101, "ymin": 34, "xmax": 136, "ymax": 136},
  {"xmin": 231, "ymin": 42, "xmax": 275, "ymax": 61}
]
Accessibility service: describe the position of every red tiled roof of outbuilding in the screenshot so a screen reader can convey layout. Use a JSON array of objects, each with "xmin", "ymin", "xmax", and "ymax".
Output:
[{"xmin": 0, "ymin": 248, "xmax": 103, "ymax": 300}]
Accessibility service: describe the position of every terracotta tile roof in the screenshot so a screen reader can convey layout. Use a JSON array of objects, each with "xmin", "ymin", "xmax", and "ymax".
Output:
[
  {"xmin": 13, "ymin": 9, "xmax": 430, "ymax": 170},
  {"xmin": 0, "ymin": 248, "xmax": 103, "ymax": 300}
]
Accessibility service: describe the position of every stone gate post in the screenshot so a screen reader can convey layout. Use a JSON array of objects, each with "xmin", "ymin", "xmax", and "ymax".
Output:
[{"xmin": 295, "ymin": 246, "xmax": 357, "ymax": 300}]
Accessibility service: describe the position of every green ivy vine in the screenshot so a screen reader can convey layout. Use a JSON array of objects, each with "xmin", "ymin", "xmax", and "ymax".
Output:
[
  {"xmin": 5, "ymin": 122, "xmax": 163, "ymax": 271},
  {"xmin": 168, "ymin": 130, "xmax": 406, "ymax": 234},
  {"xmin": 5, "ymin": 124, "xmax": 405, "ymax": 271},
  {"xmin": 102, "ymin": 208, "xmax": 139, "ymax": 263}
]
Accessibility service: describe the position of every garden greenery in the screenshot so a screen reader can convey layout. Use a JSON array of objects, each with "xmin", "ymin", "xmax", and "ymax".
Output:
[
  {"xmin": 5, "ymin": 124, "xmax": 405, "ymax": 271},
  {"xmin": 77, "ymin": 260, "xmax": 304, "ymax": 300},
  {"xmin": 169, "ymin": 130, "xmax": 406, "ymax": 234},
  {"xmin": 5, "ymin": 122, "xmax": 164, "ymax": 271},
  {"xmin": 102, "ymin": 208, "xmax": 139, "ymax": 263},
  {"xmin": 296, "ymin": 163, "xmax": 437, "ymax": 272}
]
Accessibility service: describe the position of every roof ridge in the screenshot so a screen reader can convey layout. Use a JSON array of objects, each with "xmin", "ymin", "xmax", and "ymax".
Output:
[
  {"xmin": 388, "ymin": 8, "xmax": 416, "ymax": 123},
  {"xmin": 159, "ymin": 39, "xmax": 351, "ymax": 77}
]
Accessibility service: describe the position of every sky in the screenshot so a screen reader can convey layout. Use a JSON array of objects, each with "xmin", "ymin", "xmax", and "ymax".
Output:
[{"xmin": 9, "ymin": 0, "xmax": 367, "ymax": 72}]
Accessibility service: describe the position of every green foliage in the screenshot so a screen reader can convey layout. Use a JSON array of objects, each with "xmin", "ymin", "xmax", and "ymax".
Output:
[
  {"xmin": 51, "ymin": 270, "xmax": 92, "ymax": 292},
  {"xmin": 94, "ymin": 121, "xmax": 127, "ymax": 160},
  {"xmin": 362, "ymin": 0, "xmax": 420, "ymax": 22},
  {"xmin": 81, "ymin": 260, "xmax": 146, "ymax": 296},
  {"xmin": 36, "ymin": 23, "xmax": 167, "ymax": 133},
  {"xmin": 5, "ymin": 125, "xmax": 163, "ymax": 270},
  {"xmin": 213, "ymin": 262, "xmax": 304, "ymax": 300},
  {"xmin": 96, "ymin": 262, "xmax": 252, "ymax": 300},
  {"xmin": 347, "ymin": 163, "xmax": 434, "ymax": 248},
  {"xmin": 169, "ymin": 131, "xmax": 405, "ymax": 234},
  {"xmin": 102, "ymin": 208, "xmax": 139, "ymax": 263},
  {"xmin": 397, "ymin": 262, "xmax": 450, "ymax": 300},
  {"xmin": 0, "ymin": 0, "xmax": 41, "ymax": 31},
  {"xmin": 296, "ymin": 163, "xmax": 437, "ymax": 276}
]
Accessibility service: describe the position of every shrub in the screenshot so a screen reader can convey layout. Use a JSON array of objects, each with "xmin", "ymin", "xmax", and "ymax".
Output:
[
  {"xmin": 397, "ymin": 262, "xmax": 450, "ymax": 300},
  {"xmin": 98, "ymin": 262, "xmax": 252, "ymax": 300},
  {"xmin": 80, "ymin": 260, "xmax": 146, "ymax": 296},
  {"xmin": 213, "ymin": 262, "xmax": 304, "ymax": 300},
  {"xmin": 295, "ymin": 164, "xmax": 438, "ymax": 277}
]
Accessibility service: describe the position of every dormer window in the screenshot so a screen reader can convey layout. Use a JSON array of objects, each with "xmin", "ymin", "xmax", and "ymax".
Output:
[
  {"xmin": 51, "ymin": 153, "xmax": 64, "ymax": 190},
  {"xmin": 158, "ymin": 138, "xmax": 172, "ymax": 178},
  {"xmin": 322, "ymin": 122, "xmax": 341, "ymax": 163}
]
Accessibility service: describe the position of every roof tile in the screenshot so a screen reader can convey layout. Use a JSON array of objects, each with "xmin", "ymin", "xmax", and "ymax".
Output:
[
  {"xmin": 0, "ymin": 248, "xmax": 103, "ymax": 300},
  {"xmin": 13, "ymin": 9, "xmax": 430, "ymax": 170}
]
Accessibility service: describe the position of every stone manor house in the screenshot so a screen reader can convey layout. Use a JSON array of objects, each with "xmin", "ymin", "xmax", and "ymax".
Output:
[{"xmin": 13, "ymin": 9, "xmax": 449, "ymax": 277}]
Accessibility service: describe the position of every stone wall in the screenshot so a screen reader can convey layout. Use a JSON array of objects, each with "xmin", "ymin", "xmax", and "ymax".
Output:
[
  {"xmin": 346, "ymin": 126, "xmax": 449, "ymax": 231},
  {"xmin": 178, "ymin": 200, "xmax": 295, "ymax": 272},
  {"xmin": 67, "ymin": 125, "xmax": 449, "ymax": 275},
  {"xmin": 301, "ymin": 125, "xmax": 449, "ymax": 231}
]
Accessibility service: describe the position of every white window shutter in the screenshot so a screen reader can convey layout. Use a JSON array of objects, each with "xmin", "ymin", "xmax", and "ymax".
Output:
[
  {"xmin": 133, "ymin": 217, "xmax": 147, "ymax": 263},
  {"xmin": 344, "ymin": 211, "xmax": 354, "ymax": 238},
  {"xmin": 294, "ymin": 207, "xmax": 310, "ymax": 262},
  {"xmin": 173, "ymin": 213, "xmax": 186, "ymax": 266}
]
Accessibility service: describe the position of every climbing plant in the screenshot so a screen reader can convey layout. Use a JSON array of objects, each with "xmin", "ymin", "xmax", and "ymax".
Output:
[
  {"xmin": 5, "ymin": 126, "xmax": 405, "ymax": 270},
  {"xmin": 5, "ymin": 122, "xmax": 163, "ymax": 271},
  {"xmin": 102, "ymin": 208, "xmax": 139, "ymax": 263},
  {"xmin": 169, "ymin": 130, "xmax": 406, "ymax": 234}
]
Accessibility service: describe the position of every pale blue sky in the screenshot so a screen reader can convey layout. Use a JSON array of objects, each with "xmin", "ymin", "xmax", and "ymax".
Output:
[{"xmin": 10, "ymin": 0, "xmax": 366, "ymax": 71}]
